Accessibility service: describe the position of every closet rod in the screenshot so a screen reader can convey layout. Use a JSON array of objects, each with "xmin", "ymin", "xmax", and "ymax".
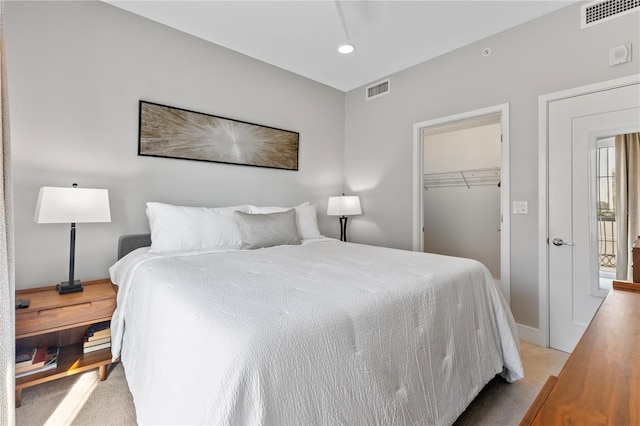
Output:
[{"xmin": 424, "ymin": 167, "xmax": 500, "ymax": 190}]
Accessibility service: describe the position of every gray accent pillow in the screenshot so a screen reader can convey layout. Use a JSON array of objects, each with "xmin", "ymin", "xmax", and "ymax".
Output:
[{"xmin": 234, "ymin": 209, "xmax": 301, "ymax": 249}]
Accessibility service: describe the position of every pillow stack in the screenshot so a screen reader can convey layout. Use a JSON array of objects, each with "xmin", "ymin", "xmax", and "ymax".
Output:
[{"xmin": 146, "ymin": 201, "xmax": 322, "ymax": 252}]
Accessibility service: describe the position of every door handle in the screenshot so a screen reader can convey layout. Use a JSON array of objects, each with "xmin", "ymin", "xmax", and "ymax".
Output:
[{"xmin": 552, "ymin": 237, "xmax": 574, "ymax": 246}]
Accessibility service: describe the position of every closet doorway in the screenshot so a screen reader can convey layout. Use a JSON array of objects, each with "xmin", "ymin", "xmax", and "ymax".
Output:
[{"xmin": 412, "ymin": 104, "xmax": 510, "ymax": 302}]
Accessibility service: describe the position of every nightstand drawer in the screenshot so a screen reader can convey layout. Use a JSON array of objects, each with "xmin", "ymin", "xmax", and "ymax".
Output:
[{"xmin": 16, "ymin": 298, "xmax": 116, "ymax": 336}]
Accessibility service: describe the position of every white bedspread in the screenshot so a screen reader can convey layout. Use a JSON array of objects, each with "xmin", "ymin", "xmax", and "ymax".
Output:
[{"xmin": 109, "ymin": 239, "xmax": 523, "ymax": 425}]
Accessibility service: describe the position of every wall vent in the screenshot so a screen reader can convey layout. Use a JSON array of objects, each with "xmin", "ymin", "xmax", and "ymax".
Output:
[
  {"xmin": 366, "ymin": 79, "xmax": 390, "ymax": 100},
  {"xmin": 581, "ymin": 0, "xmax": 640, "ymax": 28}
]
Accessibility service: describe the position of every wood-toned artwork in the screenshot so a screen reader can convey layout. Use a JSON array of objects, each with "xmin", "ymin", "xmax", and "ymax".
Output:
[{"xmin": 138, "ymin": 101, "xmax": 299, "ymax": 171}]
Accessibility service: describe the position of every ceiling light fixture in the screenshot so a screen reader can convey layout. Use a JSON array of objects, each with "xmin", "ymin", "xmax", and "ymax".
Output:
[{"xmin": 338, "ymin": 44, "xmax": 355, "ymax": 54}]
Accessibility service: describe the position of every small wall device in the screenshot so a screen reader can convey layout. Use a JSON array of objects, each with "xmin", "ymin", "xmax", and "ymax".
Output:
[{"xmin": 609, "ymin": 43, "xmax": 632, "ymax": 66}]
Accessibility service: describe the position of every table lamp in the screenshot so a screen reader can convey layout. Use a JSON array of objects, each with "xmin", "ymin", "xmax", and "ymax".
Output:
[
  {"xmin": 34, "ymin": 184, "xmax": 111, "ymax": 294},
  {"xmin": 327, "ymin": 195, "xmax": 361, "ymax": 242}
]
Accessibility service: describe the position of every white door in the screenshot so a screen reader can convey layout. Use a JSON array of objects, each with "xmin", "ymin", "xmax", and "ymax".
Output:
[{"xmin": 548, "ymin": 83, "xmax": 640, "ymax": 353}]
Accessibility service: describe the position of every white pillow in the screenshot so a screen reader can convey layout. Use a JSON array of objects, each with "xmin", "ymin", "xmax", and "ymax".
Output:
[
  {"xmin": 248, "ymin": 205, "xmax": 290, "ymax": 214},
  {"xmin": 146, "ymin": 202, "xmax": 249, "ymax": 253},
  {"xmin": 295, "ymin": 203, "xmax": 321, "ymax": 239},
  {"xmin": 248, "ymin": 202, "xmax": 321, "ymax": 240}
]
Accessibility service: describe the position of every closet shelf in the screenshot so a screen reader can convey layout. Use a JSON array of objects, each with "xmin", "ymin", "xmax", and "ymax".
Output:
[{"xmin": 424, "ymin": 167, "xmax": 501, "ymax": 189}]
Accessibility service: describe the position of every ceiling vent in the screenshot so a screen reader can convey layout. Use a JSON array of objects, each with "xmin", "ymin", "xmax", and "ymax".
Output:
[
  {"xmin": 366, "ymin": 79, "xmax": 390, "ymax": 100},
  {"xmin": 581, "ymin": 0, "xmax": 640, "ymax": 28}
]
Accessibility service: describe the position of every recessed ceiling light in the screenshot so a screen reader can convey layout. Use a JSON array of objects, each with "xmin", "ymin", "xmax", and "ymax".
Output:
[{"xmin": 338, "ymin": 44, "xmax": 355, "ymax": 54}]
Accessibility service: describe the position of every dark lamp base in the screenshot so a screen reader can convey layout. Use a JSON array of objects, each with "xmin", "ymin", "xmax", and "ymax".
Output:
[{"xmin": 57, "ymin": 280, "xmax": 83, "ymax": 294}]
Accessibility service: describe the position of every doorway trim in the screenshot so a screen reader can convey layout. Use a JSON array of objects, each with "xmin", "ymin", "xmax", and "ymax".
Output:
[
  {"xmin": 538, "ymin": 74, "xmax": 640, "ymax": 348},
  {"xmin": 412, "ymin": 103, "xmax": 510, "ymax": 303}
]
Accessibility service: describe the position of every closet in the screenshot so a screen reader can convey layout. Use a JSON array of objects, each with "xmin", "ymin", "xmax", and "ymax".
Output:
[{"xmin": 423, "ymin": 116, "xmax": 502, "ymax": 281}]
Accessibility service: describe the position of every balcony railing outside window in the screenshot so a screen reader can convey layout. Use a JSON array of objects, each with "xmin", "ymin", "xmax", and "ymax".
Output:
[
  {"xmin": 597, "ymin": 213, "xmax": 616, "ymax": 269},
  {"xmin": 597, "ymin": 142, "xmax": 616, "ymax": 271}
]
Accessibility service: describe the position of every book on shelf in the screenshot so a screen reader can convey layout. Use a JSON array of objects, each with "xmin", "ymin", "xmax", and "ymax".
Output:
[
  {"xmin": 83, "ymin": 341, "xmax": 111, "ymax": 354},
  {"xmin": 15, "ymin": 348, "xmax": 36, "ymax": 369},
  {"xmin": 86, "ymin": 321, "xmax": 111, "ymax": 341},
  {"xmin": 83, "ymin": 335, "xmax": 111, "ymax": 348},
  {"xmin": 16, "ymin": 347, "xmax": 59, "ymax": 378},
  {"xmin": 15, "ymin": 346, "xmax": 47, "ymax": 374}
]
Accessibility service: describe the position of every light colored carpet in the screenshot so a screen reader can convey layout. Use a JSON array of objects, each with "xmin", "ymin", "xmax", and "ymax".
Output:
[
  {"xmin": 16, "ymin": 363, "xmax": 136, "ymax": 426},
  {"xmin": 454, "ymin": 340, "xmax": 569, "ymax": 425},
  {"xmin": 16, "ymin": 340, "xmax": 568, "ymax": 425}
]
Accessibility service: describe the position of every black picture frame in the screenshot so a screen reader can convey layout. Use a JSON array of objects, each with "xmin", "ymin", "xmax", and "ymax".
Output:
[{"xmin": 138, "ymin": 100, "xmax": 299, "ymax": 171}]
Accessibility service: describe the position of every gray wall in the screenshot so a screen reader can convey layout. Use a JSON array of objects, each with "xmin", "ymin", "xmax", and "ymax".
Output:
[
  {"xmin": 6, "ymin": 1, "xmax": 345, "ymax": 289},
  {"xmin": 344, "ymin": 3, "xmax": 639, "ymax": 329}
]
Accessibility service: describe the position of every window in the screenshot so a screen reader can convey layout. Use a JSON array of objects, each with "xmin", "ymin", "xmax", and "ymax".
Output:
[{"xmin": 596, "ymin": 137, "xmax": 616, "ymax": 290}]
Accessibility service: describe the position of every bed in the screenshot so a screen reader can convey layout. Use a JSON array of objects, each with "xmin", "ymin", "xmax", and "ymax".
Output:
[{"xmin": 109, "ymin": 202, "xmax": 523, "ymax": 425}]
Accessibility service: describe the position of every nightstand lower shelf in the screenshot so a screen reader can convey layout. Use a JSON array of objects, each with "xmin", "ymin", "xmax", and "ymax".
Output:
[{"xmin": 16, "ymin": 343, "xmax": 117, "ymax": 407}]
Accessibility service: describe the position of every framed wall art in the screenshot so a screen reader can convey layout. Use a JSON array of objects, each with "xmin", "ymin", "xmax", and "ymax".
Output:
[{"xmin": 138, "ymin": 101, "xmax": 299, "ymax": 171}]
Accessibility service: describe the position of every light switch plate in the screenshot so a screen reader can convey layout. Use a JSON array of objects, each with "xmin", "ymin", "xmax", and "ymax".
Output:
[{"xmin": 513, "ymin": 201, "xmax": 528, "ymax": 215}]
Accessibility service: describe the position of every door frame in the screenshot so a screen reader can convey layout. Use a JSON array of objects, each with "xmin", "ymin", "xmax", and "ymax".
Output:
[
  {"xmin": 412, "ymin": 103, "xmax": 510, "ymax": 303},
  {"xmin": 538, "ymin": 74, "xmax": 640, "ymax": 347}
]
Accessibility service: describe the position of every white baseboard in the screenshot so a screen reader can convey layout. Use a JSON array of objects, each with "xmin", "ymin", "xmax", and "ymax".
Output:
[{"xmin": 516, "ymin": 323, "xmax": 546, "ymax": 347}]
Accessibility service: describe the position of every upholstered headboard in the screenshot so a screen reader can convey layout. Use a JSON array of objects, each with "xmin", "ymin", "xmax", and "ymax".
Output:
[{"xmin": 117, "ymin": 234, "xmax": 151, "ymax": 260}]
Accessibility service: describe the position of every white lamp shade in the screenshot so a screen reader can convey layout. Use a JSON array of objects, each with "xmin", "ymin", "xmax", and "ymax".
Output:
[
  {"xmin": 327, "ymin": 195, "xmax": 362, "ymax": 216},
  {"xmin": 34, "ymin": 187, "xmax": 111, "ymax": 224}
]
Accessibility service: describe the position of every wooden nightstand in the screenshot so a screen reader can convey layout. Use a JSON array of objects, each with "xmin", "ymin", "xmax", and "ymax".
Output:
[{"xmin": 15, "ymin": 279, "xmax": 118, "ymax": 407}]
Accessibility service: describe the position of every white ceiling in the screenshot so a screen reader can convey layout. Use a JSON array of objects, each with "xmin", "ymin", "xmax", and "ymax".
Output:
[{"xmin": 103, "ymin": 1, "xmax": 574, "ymax": 92}]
